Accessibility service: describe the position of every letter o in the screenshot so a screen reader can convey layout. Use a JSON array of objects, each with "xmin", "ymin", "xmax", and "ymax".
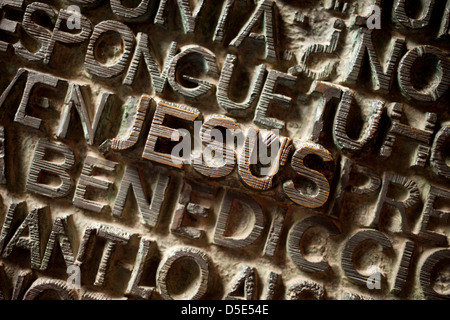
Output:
[
  {"xmin": 23, "ymin": 278, "xmax": 78, "ymax": 300},
  {"xmin": 84, "ymin": 20, "xmax": 135, "ymax": 78},
  {"xmin": 398, "ymin": 46, "xmax": 450, "ymax": 102},
  {"xmin": 156, "ymin": 247, "xmax": 213, "ymax": 300}
]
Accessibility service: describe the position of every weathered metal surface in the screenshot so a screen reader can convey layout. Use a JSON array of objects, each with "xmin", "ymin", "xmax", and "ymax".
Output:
[{"xmin": 0, "ymin": 0, "xmax": 448, "ymax": 300}]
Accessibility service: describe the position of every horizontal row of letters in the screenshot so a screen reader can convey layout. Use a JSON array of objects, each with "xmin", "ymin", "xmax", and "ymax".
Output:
[
  {"xmin": 0, "ymin": 199, "xmax": 448, "ymax": 299},
  {"xmin": 0, "ymin": 1, "xmax": 449, "ymax": 105}
]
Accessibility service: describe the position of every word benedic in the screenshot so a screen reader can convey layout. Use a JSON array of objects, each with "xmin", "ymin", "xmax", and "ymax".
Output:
[{"xmin": 23, "ymin": 134, "xmax": 450, "ymax": 252}]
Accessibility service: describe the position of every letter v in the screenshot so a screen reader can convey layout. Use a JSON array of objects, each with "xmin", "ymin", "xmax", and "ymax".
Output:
[{"xmin": 57, "ymin": 84, "xmax": 113, "ymax": 145}]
